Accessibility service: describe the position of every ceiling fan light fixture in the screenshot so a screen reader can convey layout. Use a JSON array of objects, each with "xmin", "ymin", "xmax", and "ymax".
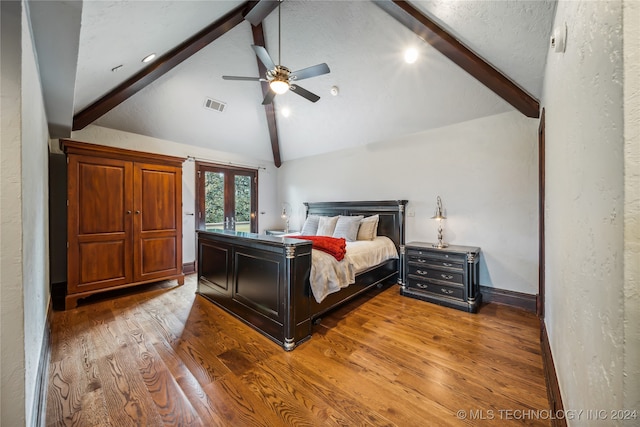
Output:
[{"xmin": 270, "ymin": 79, "xmax": 290, "ymax": 94}]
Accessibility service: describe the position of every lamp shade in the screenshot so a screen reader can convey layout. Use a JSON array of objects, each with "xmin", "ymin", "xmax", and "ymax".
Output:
[{"xmin": 431, "ymin": 196, "xmax": 446, "ymax": 220}]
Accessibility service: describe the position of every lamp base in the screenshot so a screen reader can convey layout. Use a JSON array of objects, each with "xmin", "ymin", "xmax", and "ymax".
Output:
[{"xmin": 432, "ymin": 241, "xmax": 449, "ymax": 249}]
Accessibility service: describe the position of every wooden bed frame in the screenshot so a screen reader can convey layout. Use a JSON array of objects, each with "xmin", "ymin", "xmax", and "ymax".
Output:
[{"xmin": 196, "ymin": 200, "xmax": 408, "ymax": 350}]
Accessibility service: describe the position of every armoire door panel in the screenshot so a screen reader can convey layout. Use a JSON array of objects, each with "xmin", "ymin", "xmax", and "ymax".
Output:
[
  {"xmin": 77, "ymin": 161, "xmax": 128, "ymax": 234},
  {"xmin": 140, "ymin": 236, "xmax": 177, "ymax": 276},
  {"xmin": 136, "ymin": 165, "xmax": 177, "ymax": 231},
  {"xmin": 76, "ymin": 240, "xmax": 129, "ymax": 290}
]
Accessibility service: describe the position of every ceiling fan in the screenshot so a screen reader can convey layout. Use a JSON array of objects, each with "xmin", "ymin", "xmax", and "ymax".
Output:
[{"xmin": 222, "ymin": 1, "xmax": 330, "ymax": 105}]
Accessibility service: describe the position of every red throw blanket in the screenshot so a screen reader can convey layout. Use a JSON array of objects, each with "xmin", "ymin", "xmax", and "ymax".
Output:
[{"xmin": 290, "ymin": 235, "xmax": 347, "ymax": 261}]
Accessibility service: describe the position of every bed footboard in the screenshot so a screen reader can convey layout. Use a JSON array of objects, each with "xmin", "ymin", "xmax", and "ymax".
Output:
[{"xmin": 197, "ymin": 230, "xmax": 313, "ymax": 350}]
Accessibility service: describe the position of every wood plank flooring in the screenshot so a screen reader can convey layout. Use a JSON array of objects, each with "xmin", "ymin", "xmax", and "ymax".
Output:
[{"xmin": 46, "ymin": 275, "xmax": 550, "ymax": 426}]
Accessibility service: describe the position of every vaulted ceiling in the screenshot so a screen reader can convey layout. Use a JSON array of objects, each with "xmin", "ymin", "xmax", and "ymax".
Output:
[{"xmin": 30, "ymin": 0, "xmax": 556, "ymax": 165}]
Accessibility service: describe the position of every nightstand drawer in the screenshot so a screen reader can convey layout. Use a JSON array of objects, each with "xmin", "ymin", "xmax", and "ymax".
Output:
[
  {"xmin": 408, "ymin": 257, "xmax": 464, "ymax": 271},
  {"xmin": 407, "ymin": 249, "xmax": 466, "ymax": 264},
  {"xmin": 407, "ymin": 265, "xmax": 463, "ymax": 285},
  {"xmin": 407, "ymin": 279, "xmax": 464, "ymax": 300}
]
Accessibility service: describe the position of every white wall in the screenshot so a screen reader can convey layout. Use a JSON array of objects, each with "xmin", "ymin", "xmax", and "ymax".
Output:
[
  {"xmin": 1, "ymin": 1, "xmax": 51, "ymax": 425},
  {"xmin": 542, "ymin": 0, "xmax": 635, "ymax": 422},
  {"xmin": 278, "ymin": 110, "xmax": 539, "ymax": 294},
  {"xmin": 65, "ymin": 125, "xmax": 280, "ymax": 263}
]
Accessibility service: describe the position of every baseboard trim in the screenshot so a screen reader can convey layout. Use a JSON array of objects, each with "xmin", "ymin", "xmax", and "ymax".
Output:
[
  {"xmin": 183, "ymin": 261, "xmax": 196, "ymax": 275},
  {"xmin": 32, "ymin": 300, "xmax": 52, "ymax": 427},
  {"xmin": 480, "ymin": 286, "xmax": 536, "ymax": 313},
  {"xmin": 541, "ymin": 321, "xmax": 566, "ymax": 427}
]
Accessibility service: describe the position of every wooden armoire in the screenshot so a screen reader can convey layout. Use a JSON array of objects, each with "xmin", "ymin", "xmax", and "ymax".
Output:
[{"xmin": 62, "ymin": 140, "xmax": 185, "ymax": 309}]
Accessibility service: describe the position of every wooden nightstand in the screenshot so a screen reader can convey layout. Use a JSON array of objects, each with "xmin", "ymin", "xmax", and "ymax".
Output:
[{"xmin": 402, "ymin": 242, "xmax": 481, "ymax": 313}]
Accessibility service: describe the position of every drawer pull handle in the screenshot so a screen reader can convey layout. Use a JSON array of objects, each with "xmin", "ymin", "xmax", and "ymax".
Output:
[
  {"xmin": 441, "ymin": 274, "xmax": 453, "ymax": 280},
  {"xmin": 416, "ymin": 283, "xmax": 428, "ymax": 289},
  {"xmin": 441, "ymin": 288, "xmax": 453, "ymax": 294},
  {"xmin": 417, "ymin": 259, "xmax": 426, "ymax": 263},
  {"xmin": 442, "ymin": 262, "xmax": 453, "ymax": 267},
  {"xmin": 416, "ymin": 270, "xmax": 428, "ymax": 276}
]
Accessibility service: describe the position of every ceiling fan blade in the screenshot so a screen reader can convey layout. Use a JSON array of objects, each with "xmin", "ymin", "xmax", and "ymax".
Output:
[
  {"xmin": 222, "ymin": 76, "xmax": 263, "ymax": 81},
  {"xmin": 244, "ymin": 0, "xmax": 279, "ymax": 26},
  {"xmin": 291, "ymin": 63, "xmax": 330, "ymax": 81},
  {"xmin": 262, "ymin": 89, "xmax": 277, "ymax": 105},
  {"xmin": 290, "ymin": 85, "xmax": 320, "ymax": 103},
  {"xmin": 251, "ymin": 45, "xmax": 276, "ymax": 71}
]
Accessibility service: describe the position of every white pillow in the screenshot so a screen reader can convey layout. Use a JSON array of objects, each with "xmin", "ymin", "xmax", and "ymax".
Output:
[
  {"xmin": 300, "ymin": 215, "xmax": 321, "ymax": 235},
  {"xmin": 333, "ymin": 215, "xmax": 364, "ymax": 242},
  {"xmin": 316, "ymin": 215, "xmax": 339, "ymax": 236},
  {"xmin": 357, "ymin": 215, "xmax": 379, "ymax": 241}
]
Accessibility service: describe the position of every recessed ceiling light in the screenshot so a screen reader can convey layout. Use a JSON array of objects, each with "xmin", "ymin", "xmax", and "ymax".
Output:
[
  {"xmin": 404, "ymin": 47, "xmax": 418, "ymax": 64},
  {"xmin": 281, "ymin": 107, "xmax": 291, "ymax": 118},
  {"xmin": 141, "ymin": 53, "xmax": 156, "ymax": 63}
]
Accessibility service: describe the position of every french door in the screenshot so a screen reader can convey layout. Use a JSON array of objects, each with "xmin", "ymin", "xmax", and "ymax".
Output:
[{"xmin": 196, "ymin": 163, "xmax": 258, "ymax": 233}]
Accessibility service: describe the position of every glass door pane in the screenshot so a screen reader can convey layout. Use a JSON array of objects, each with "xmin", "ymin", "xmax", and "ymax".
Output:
[
  {"xmin": 197, "ymin": 163, "xmax": 258, "ymax": 233},
  {"xmin": 234, "ymin": 174, "xmax": 252, "ymax": 232},
  {"xmin": 204, "ymin": 171, "xmax": 225, "ymax": 231}
]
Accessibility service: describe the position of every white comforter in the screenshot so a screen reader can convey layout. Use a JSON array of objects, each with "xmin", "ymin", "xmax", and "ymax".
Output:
[{"xmin": 309, "ymin": 236, "xmax": 398, "ymax": 303}]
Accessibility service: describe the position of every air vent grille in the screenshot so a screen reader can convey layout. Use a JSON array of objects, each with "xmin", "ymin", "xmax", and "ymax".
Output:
[{"xmin": 204, "ymin": 97, "xmax": 226, "ymax": 112}]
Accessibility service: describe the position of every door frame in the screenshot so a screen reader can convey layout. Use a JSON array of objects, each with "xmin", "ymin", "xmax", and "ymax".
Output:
[
  {"xmin": 195, "ymin": 162, "xmax": 258, "ymax": 233},
  {"xmin": 537, "ymin": 108, "xmax": 546, "ymax": 320}
]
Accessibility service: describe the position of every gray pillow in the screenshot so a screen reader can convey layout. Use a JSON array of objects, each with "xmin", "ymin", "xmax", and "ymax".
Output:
[
  {"xmin": 301, "ymin": 215, "xmax": 321, "ymax": 235},
  {"xmin": 333, "ymin": 215, "xmax": 364, "ymax": 242}
]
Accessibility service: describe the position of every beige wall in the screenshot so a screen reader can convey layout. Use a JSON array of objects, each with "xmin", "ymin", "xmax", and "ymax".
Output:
[
  {"xmin": 1, "ymin": 2, "xmax": 26, "ymax": 425},
  {"xmin": 1, "ymin": 1, "xmax": 51, "ymax": 425},
  {"xmin": 278, "ymin": 110, "xmax": 540, "ymax": 294},
  {"xmin": 542, "ymin": 0, "xmax": 638, "ymax": 422},
  {"xmin": 623, "ymin": 0, "xmax": 640, "ymax": 415}
]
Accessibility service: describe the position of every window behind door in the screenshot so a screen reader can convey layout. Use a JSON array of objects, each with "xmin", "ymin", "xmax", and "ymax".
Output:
[{"xmin": 196, "ymin": 162, "xmax": 258, "ymax": 233}]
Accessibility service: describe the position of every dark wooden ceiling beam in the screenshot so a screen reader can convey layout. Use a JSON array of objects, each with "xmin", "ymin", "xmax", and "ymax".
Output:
[
  {"xmin": 244, "ymin": 0, "xmax": 279, "ymax": 26},
  {"xmin": 252, "ymin": 23, "xmax": 282, "ymax": 168},
  {"xmin": 73, "ymin": 1, "xmax": 263, "ymax": 131},
  {"xmin": 374, "ymin": 0, "xmax": 540, "ymax": 118}
]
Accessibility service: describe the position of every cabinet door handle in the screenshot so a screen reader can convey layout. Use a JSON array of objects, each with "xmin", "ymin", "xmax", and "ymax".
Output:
[
  {"xmin": 442, "ymin": 262, "xmax": 453, "ymax": 267},
  {"xmin": 126, "ymin": 210, "xmax": 132, "ymax": 214},
  {"xmin": 416, "ymin": 270, "xmax": 428, "ymax": 276},
  {"xmin": 416, "ymin": 283, "xmax": 428, "ymax": 289},
  {"xmin": 441, "ymin": 274, "xmax": 453, "ymax": 280},
  {"xmin": 441, "ymin": 288, "xmax": 453, "ymax": 294},
  {"xmin": 135, "ymin": 210, "xmax": 140, "ymax": 214}
]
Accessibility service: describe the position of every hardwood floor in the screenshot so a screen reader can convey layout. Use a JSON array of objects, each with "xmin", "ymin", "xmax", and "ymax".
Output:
[{"xmin": 46, "ymin": 275, "xmax": 550, "ymax": 426}]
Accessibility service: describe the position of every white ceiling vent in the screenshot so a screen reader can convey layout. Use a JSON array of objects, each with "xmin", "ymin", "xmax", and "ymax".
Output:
[{"xmin": 204, "ymin": 97, "xmax": 226, "ymax": 112}]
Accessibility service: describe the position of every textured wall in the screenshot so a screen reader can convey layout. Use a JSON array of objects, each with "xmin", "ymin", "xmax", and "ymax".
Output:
[
  {"xmin": 21, "ymin": 3, "xmax": 52, "ymax": 425},
  {"xmin": 67, "ymin": 125, "xmax": 280, "ymax": 263},
  {"xmin": 623, "ymin": 0, "xmax": 640, "ymax": 415},
  {"xmin": 278, "ymin": 110, "xmax": 539, "ymax": 294},
  {"xmin": 542, "ymin": 0, "xmax": 626, "ymax": 422},
  {"xmin": 0, "ymin": 2, "xmax": 26, "ymax": 425}
]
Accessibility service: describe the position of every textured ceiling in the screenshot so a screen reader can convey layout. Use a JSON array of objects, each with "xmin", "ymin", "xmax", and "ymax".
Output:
[{"xmin": 35, "ymin": 0, "xmax": 556, "ymax": 163}]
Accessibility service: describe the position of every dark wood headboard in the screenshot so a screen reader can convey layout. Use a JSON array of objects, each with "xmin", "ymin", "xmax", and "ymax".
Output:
[{"xmin": 304, "ymin": 200, "xmax": 408, "ymax": 251}]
